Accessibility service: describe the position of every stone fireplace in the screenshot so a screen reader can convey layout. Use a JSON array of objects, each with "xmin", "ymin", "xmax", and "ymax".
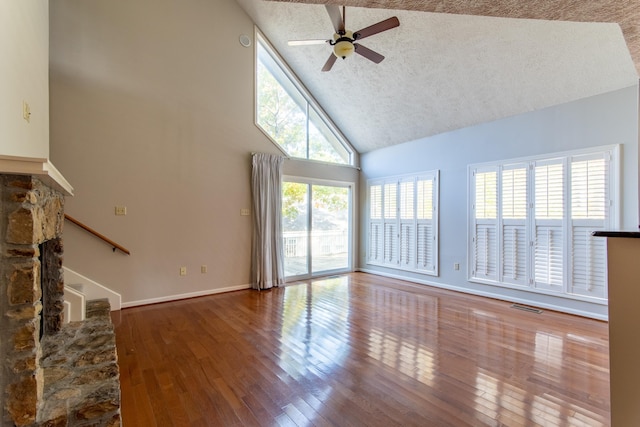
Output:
[{"xmin": 1, "ymin": 169, "xmax": 121, "ymax": 426}]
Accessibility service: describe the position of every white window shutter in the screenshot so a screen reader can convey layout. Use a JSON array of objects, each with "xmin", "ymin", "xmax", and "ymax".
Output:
[
  {"xmin": 384, "ymin": 183, "xmax": 397, "ymax": 220},
  {"xmin": 471, "ymin": 169, "xmax": 498, "ymax": 281},
  {"xmin": 369, "ymin": 222, "xmax": 383, "ymax": 262},
  {"xmin": 571, "ymin": 157, "xmax": 606, "ymax": 220},
  {"xmin": 417, "ymin": 179, "xmax": 433, "ymax": 220},
  {"xmin": 502, "ymin": 224, "xmax": 527, "ymax": 286},
  {"xmin": 533, "ymin": 160, "xmax": 564, "ymax": 292},
  {"xmin": 570, "ymin": 226, "xmax": 607, "ymax": 298},
  {"xmin": 368, "ymin": 184, "xmax": 384, "ymax": 265},
  {"xmin": 399, "ymin": 223, "xmax": 415, "ymax": 266},
  {"xmin": 534, "ymin": 162, "xmax": 564, "ymax": 220},
  {"xmin": 416, "ymin": 223, "xmax": 434, "ymax": 272},
  {"xmin": 399, "ymin": 181, "xmax": 415, "ymax": 220},
  {"xmin": 370, "ymin": 185, "xmax": 382, "ymax": 220},
  {"xmin": 399, "ymin": 180, "xmax": 416, "ymax": 266},
  {"xmin": 568, "ymin": 153, "xmax": 609, "ymax": 299},
  {"xmin": 475, "ymin": 171, "xmax": 498, "ymax": 219},
  {"xmin": 501, "ymin": 165, "xmax": 528, "ymax": 286},
  {"xmin": 502, "ymin": 167, "xmax": 527, "ymax": 220},
  {"xmin": 384, "ymin": 222, "xmax": 398, "ymax": 264},
  {"xmin": 467, "ymin": 146, "xmax": 616, "ymax": 305},
  {"xmin": 367, "ymin": 171, "xmax": 439, "ymax": 276},
  {"xmin": 534, "ymin": 225, "xmax": 564, "ymax": 290},
  {"xmin": 474, "ymin": 223, "xmax": 498, "ymax": 279}
]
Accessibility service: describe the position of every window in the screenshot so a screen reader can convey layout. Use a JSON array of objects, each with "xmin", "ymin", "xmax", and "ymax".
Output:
[
  {"xmin": 468, "ymin": 146, "xmax": 618, "ymax": 302},
  {"xmin": 255, "ymin": 31, "xmax": 354, "ymax": 166},
  {"xmin": 282, "ymin": 179, "xmax": 353, "ymax": 279},
  {"xmin": 367, "ymin": 171, "xmax": 439, "ymax": 276}
]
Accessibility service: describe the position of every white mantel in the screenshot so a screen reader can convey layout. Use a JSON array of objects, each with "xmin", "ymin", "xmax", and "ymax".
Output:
[{"xmin": 0, "ymin": 155, "xmax": 74, "ymax": 196}]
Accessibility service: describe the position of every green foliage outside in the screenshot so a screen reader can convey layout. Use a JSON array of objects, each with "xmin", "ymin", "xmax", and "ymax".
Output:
[
  {"xmin": 282, "ymin": 182, "xmax": 349, "ymax": 230},
  {"xmin": 256, "ymin": 59, "xmax": 348, "ymax": 164}
]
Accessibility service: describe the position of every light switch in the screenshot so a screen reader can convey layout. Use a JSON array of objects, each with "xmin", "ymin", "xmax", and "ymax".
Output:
[
  {"xmin": 23, "ymin": 101, "xmax": 31, "ymax": 123},
  {"xmin": 240, "ymin": 208, "xmax": 250, "ymax": 216},
  {"xmin": 115, "ymin": 206, "xmax": 127, "ymax": 216}
]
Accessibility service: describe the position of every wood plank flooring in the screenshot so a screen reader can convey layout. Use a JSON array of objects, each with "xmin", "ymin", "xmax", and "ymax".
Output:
[{"xmin": 112, "ymin": 272, "xmax": 610, "ymax": 426}]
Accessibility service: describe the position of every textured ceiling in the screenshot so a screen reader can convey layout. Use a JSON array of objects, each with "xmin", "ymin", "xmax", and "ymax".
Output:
[
  {"xmin": 237, "ymin": 0, "xmax": 638, "ymax": 153},
  {"xmin": 274, "ymin": 0, "xmax": 640, "ymax": 74}
]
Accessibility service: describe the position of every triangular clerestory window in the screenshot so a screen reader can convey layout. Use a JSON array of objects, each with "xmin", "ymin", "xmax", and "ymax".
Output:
[{"xmin": 255, "ymin": 31, "xmax": 354, "ymax": 166}]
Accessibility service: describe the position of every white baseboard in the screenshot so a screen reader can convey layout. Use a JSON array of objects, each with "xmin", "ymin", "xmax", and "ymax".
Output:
[
  {"xmin": 121, "ymin": 283, "xmax": 252, "ymax": 308},
  {"xmin": 356, "ymin": 268, "xmax": 608, "ymax": 321}
]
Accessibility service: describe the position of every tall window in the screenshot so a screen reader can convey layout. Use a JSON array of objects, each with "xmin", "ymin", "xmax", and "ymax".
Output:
[
  {"xmin": 468, "ymin": 146, "xmax": 618, "ymax": 302},
  {"xmin": 256, "ymin": 31, "xmax": 354, "ymax": 166},
  {"xmin": 367, "ymin": 171, "xmax": 439, "ymax": 276}
]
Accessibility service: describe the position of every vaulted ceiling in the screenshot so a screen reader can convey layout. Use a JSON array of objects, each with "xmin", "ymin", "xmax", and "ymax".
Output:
[{"xmin": 236, "ymin": 0, "xmax": 639, "ymax": 153}]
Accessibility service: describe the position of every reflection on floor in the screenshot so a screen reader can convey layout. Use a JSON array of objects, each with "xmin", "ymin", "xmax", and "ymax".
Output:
[{"xmin": 115, "ymin": 272, "xmax": 610, "ymax": 426}]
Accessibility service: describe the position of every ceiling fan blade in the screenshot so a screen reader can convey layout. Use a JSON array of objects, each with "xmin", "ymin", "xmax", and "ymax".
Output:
[
  {"xmin": 354, "ymin": 16, "xmax": 400, "ymax": 40},
  {"xmin": 321, "ymin": 54, "xmax": 338, "ymax": 72},
  {"xmin": 354, "ymin": 43, "xmax": 385, "ymax": 64},
  {"xmin": 288, "ymin": 39, "xmax": 330, "ymax": 46},
  {"xmin": 325, "ymin": 4, "xmax": 345, "ymax": 34}
]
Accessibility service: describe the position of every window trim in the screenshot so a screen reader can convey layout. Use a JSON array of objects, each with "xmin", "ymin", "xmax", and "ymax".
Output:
[
  {"xmin": 467, "ymin": 145, "xmax": 619, "ymax": 304},
  {"xmin": 254, "ymin": 28, "xmax": 357, "ymax": 167}
]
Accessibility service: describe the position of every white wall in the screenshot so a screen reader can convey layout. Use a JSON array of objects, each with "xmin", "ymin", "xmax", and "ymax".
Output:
[
  {"xmin": 49, "ymin": 0, "xmax": 357, "ymax": 305},
  {"xmin": 0, "ymin": 1, "xmax": 49, "ymax": 158},
  {"xmin": 360, "ymin": 86, "xmax": 639, "ymax": 319}
]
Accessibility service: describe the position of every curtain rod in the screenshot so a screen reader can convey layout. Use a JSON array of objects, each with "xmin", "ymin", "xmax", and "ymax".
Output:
[{"xmin": 251, "ymin": 152, "xmax": 290, "ymax": 159}]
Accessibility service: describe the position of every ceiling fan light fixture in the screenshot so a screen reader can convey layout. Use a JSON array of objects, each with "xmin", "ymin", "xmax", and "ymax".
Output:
[
  {"xmin": 333, "ymin": 39, "xmax": 355, "ymax": 59},
  {"xmin": 288, "ymin": 6, "xmax": 400, "ymax": 71}
]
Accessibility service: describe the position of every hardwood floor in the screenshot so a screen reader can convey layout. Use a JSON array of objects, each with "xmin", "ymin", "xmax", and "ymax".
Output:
[{"xmin": 112, "ymin": 272, "xmax": 610, "ymax": 426}]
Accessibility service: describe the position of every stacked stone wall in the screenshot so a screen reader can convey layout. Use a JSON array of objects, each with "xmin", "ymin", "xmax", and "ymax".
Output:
[
  {"xmin": 1, "ymin": 175, "xmax": 65, "ymax": 426},
  {"xmin": 1, "ymin": 174, "xmax": 120, "ymax": 426}
]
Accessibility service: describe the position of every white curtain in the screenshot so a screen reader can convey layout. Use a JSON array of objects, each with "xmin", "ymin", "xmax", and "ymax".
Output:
[{"xmin": 251, "ymin": 153, "xmax": 285, "ymax": 290}]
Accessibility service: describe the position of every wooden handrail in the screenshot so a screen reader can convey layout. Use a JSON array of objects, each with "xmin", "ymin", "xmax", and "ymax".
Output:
[{"xmin": 64, "ymin": 214, "xmax": 131, "ymax": 255}]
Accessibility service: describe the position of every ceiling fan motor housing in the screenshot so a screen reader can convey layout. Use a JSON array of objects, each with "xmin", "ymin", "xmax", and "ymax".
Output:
[{"xmin": 332, "ymin": 31, "xmax": 355, "ymax": 58}]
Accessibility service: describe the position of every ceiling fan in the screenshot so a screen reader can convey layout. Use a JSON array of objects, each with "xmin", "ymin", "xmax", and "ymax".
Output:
[{"xmin": 288, "ymin": 5, "xmax": 400, "ymax": 72}]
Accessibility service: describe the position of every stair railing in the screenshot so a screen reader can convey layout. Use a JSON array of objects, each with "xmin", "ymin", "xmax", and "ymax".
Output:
[{"xmin": 64, "ymin": 214, "xmax": 131, "ymax": 255}]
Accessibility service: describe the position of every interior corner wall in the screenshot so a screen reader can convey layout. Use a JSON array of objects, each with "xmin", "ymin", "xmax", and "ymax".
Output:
[
  {"xmin": 48, "ymin": 0, "xmax": 292, "ymax": 305},
  {"xmin": 0, "ymin": 1, "xmax": 49, "ymax": 158},
  {"xmin": 359, "ymin": 85, "xmax": 640, "ymax": 319}
]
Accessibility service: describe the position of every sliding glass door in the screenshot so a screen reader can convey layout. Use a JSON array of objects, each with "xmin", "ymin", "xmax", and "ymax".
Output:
[{"xmin": 282, "ymin": 179, "xmax": 352, "ymax": 279}]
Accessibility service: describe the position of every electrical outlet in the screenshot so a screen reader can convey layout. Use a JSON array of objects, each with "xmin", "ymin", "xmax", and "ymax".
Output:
[
  {"xmin": 201, "ymin": 265, "xmax": 207, "ymax": 274},
  {"xmin": 454, "ymin": 263, "xmax": 460, "ymax": 271},
  {"xmin": 115, "ymin": 206, "xmax": 127, "ymax": 216},
  {"xmin": 180, "ymin": 266, "xmax": 187, "ymax": 276}
]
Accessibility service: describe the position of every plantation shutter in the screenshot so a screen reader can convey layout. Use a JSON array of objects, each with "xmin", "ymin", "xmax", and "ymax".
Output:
[
  {"xmin": 368, "ymin": 184, "xmax": 383, "ymax": 263},
  {"xmin": 533, "ymin": 160, "xmax": 564, "ymax": 291},
  {"xmin": 569, "ymin": 154, "xmax": 609, "ymax": 299},
  {"xmin": 472, "ymin": 169, "xmax": 498, "ymax": 281},
  {"xmin": 571, "ymin": 227, "xmax": 607, "ymax": 298},
  {"xmin": 399, "ymin": 180, "xmax": 416, "ymax": 266},
  {"xmin": 475, "ymin": 224, "xmax": 498, "ymax": 278},
  {"xmin": 383, "ymin": 183, "xmax": 399, "ymax": 264},
  {"xmin": 367, "ymin": 171, "xmax": 439, "ymax": 276},
  {"xmin": 468, "ymin": 146, "xmax": 617, "ymax": 306},
  {"xmin": 534, "ymin": 225, "xmax": 564, "ymax": 289},
  {"xmin": 416, "ymin": 176, "xmax": 436, "ymax": 273},
  {"xmin": 501, "ymin": 166, "xmax": 528, "ymax": 286}
]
